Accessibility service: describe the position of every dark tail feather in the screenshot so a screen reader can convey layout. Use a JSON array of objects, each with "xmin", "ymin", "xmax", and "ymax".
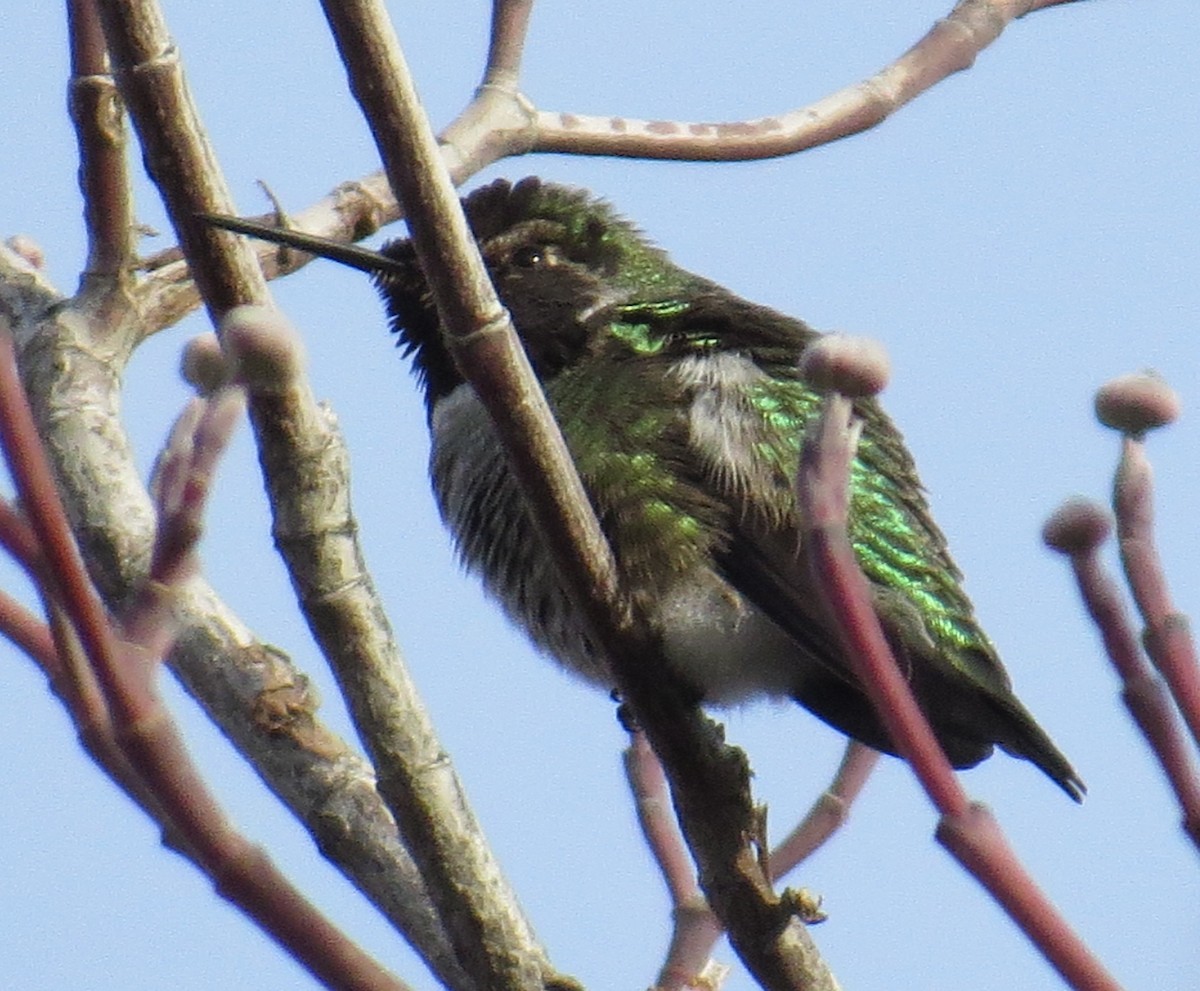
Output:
[{"xmin": 1000, "ymin": 722, "xmax": 1086, "ymax": 803}]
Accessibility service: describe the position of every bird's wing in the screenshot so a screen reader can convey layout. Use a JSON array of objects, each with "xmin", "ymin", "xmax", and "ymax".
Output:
[
  {"xmin": 613, "ymin": 293, "xmax": 1082, "ymax": 796},
  {"xmin": 652, "ymin": 294, "xmax": 1015, "ymax": 700}
]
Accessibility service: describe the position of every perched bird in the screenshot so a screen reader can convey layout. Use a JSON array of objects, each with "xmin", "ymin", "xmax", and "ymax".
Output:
[{"xmin": 204, "ymin": 177, "xmax": 1084, "ymax": 800}]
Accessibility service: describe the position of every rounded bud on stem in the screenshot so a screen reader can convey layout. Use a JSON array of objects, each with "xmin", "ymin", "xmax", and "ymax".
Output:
[
  {"xmin": 181, "ymin": 333, "xmax": 227, "ymax": 396},
  {"xmin": 220, "ymin": 305, "xmax": 307, "ymax": 392},
  {"xmin": 1042, "ymin": 497, "xmax": 1112, "ymax": 556},
  {"xmin": 798, "ymin": 334, "xmax": 890, "ymax": 398},
  {"xmin": 1094, "ymin": 372, "xmax": 1180, "ymax": 437}
]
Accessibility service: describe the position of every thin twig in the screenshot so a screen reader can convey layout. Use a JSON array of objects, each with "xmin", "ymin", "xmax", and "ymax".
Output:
[
  {"xmin": 0, "ymin": 588, "xmax": 58, "ymax": 669},
  {"xmin": 625, "ymin": 730, "xmax": 725, "ymax": 990},
  {"xmin": 482, "ymin": 0, "xmax": 534, "ymax": 90},
  {"xmin": 769, "ymin": 742, "xmax": 879, "ymax": 879},
  {"xmin": 68, "ymin": 0, "xmax": 138, "ymax": 285},
  {"xmin": 529, "ymin": 0, "xmax": 1085, "ymax": 161},
  {"xmin": 797, "ymin": 365, "xmax": 1122, "ymax": 991},
  {"xmin": 1114, "ymin": 437, "xmax": 1200, "ymax": 750},
  {"xmin": 1044, "ymin": 498, "xmax": 1200, "ymax": 850},
  {"xmin": 0, "ymin": 324, "xmax": 412, "ymax": 991}
]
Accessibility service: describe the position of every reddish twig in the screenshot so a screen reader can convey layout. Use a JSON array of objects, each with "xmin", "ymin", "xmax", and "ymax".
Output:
[
  {"xmin": 800, "ymin": 392, "xmax": 968, "ymax": 815},
  {"xmin": 0, "ymin": 319, "xmax": 409, "ymax": 991},
  {"xmin": 0, "ymin": 498, "xmax": 40, "ymax": 574},
  {"xmin": 0, "ymin": 587, "xmax": 58, "ymax": 670},
  {"xmin": 626, "ymin": 730, "xmax": 726, "ymax": 991},
  {"xmin": 121, "ymin": 387, "xmax": 245, "ymax": 656},
  {"xmin": 769, "ymin": 742, "xmax": 879, "ymax": 879},
  {"xmin": 1044, "ymin": 499, "xmax": 1200, "ymax": 850},
  {"xmin": 627, "ymin": 731, "xmax": 871, "ymax": 990},
  {"xmin": 1112, "ymin": 438, "xmax": 1200, "ymax": 751},
  {"xmin": 796, "ymin": 336, "xmax": 1123, "ymax": 991}
]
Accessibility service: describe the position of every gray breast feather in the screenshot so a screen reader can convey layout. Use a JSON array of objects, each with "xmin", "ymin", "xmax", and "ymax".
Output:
[
  {"xmin": 428, "ymin": 373, "xmax": 808, "ymax": 705},
  {"xmin": 429, "ymin": 384, "xmax": 609, "ymax": 685}
]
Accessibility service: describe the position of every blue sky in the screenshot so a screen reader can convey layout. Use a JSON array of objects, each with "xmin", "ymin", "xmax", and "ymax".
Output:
[{"xmin": 2, "ymin": 3, "xmax": 1197, "ymax": 989}]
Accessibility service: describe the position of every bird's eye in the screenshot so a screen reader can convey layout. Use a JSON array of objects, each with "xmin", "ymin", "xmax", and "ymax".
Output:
[{"xmin": 512, "ymin": 244, "xmax": 549, "ymax": 269}]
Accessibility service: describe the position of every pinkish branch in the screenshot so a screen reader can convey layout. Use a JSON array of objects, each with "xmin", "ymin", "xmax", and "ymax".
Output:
[
  {"xmin": 770, "ymin": 742, "xmax": 879, "ymax": 878},
  {"xmin": 625, "ymin": 730, "xmax": 726, "ymax": 991},
  {"xmin": 0, "ymin": 321, "xmax": 409, "ymax": 991},
  {"xmin": 796, "ymin": 336, "xmax": 1122, "ymax": 991},
  {"xmin": 627, "ymin": 731, "xmax": 868, "ymax": 990},
  {"xmin": 1044, "ymin": 498, "xmax": 1200, "ymax": 850},
  {"xmin": 1112, "ymin": 437, "xmax": 1200, "ymax": 750}
]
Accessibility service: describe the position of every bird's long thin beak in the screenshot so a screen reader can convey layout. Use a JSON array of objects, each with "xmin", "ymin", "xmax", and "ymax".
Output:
[{"xmin": 198, "ymin": 212, "xmax": 405, "ymax": 277}]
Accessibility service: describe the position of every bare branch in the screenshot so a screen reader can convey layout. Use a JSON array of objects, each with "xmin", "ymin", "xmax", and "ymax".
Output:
[
  {"xmin": 94, "ymin": 0, "xmax": 266, "ymax": 315},
  {"xmin": 531, "ymin": 0, "xmax": 1085, "ymax": 161},
  {"xmin": 796, "ymin": 339, "xmax": 1123, "ymax": 991},
  {"xmin": 483, "ymin": 0, "xmax": 535, "ymax": 90},
  {"xmin": 797, "ymin": 390, "xmax": 968, "ymax": 815},
  {"xmin": 310, "ymin": 5, "xmax": 567, "ymax": 988},
  {"xmin": 128, "ymin": 0, "xmax": 1100, "ymax": 339},
  {"xmin": 1044, "ymin": 498, "xmax": 1200, "ymax": 850},
  {"xmin": 316, "ymin": 2, "xmax": 841, "ymax": 988},
  {"xmin": 68, "ymin": 0, "xmax": 137, "ymax": 285},
  {"xmin": 220, "ymin": 301, "xmax": 518, "ymax": 991}
]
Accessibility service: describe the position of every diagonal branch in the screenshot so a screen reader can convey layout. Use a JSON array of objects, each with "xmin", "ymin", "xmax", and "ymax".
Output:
[
  {"xmin": 796, "ymin": 337, "xmax": 1122, "ymax": 991},
  {"xmin": 317, "ymin": 3, "xmax": 838, "ymax": 989},
  {"xmin": 314, "ymin": 5, "xmax": 570, "ymax": 989},
  {"xmin": 94, "ymin": 0, "xmax": 265, "ymax": 315},
  {"xmin": 0, "ymin": 323, "xmax": 411, "ymax": 991},
  {"xmin": 5, "ymin": 30, "xmax": 468, "ymax": 984}
]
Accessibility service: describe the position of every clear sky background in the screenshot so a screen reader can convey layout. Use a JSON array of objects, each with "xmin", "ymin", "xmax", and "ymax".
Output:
[{"xmin": 2, "ymin": 3, "xmax": 1197, "ymax": 990}]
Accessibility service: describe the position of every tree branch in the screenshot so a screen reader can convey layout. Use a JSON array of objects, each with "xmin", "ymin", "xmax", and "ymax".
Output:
[
  {"xmin": 796, "ymin": 337, "xmax": 1122, "ymax": 991},
  {"xmin": 315, "ymin": 2, "xmax": 839, "ymax": 988},
  {"xmin": 68, "ymin": 0, "xmax": 138, "ymax": 287},
  {"xmin": 0, "ymin": 322, "xmax": 411, "ymax": 991}
]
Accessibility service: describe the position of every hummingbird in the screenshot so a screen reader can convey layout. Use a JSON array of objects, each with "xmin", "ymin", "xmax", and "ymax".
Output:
[{"xmin": 204, "ymin": 177, "xmax": 1084, "ymax": 801}]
